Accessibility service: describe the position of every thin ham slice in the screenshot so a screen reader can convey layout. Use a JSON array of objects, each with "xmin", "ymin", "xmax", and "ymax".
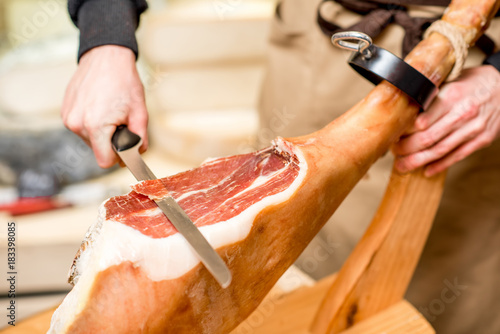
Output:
[
  {"xmin": 49, "ymin": 1, "xmax": 499, "ymax": 332},
  {"xmin": 105, "ymin": 144, "xmax": 300, "ymax": 239}
]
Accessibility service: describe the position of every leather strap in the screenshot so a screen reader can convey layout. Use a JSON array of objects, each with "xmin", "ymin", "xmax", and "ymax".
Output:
[
  {"xmin": 348, "ymin": 44, "xmax": 438, "ymax": 109},
  {"xmin": 331, "ymin": 31, "xmax": 438, "ymax": 109}
]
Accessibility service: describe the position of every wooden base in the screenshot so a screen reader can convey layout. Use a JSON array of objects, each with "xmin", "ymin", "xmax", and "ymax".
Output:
[
  {"xmin": 232, "ymin": 274, "xmax": 435, "ymax": 334},
  {"xmin": 0, "ymin": 307, "xmax": 56, "ymax": 334},
  {"xmin": 338, "ymin": 300, "xmax": 434, "ymax": 334}
]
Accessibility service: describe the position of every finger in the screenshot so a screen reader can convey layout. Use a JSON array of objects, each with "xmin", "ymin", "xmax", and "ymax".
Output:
[
  {"xmin": 395, "ymin": 117, "xmax": 485, "ymax": 173},
  {"xmin": 423, "ymin": 133, "xmax": 493, "ymax": 177},
  {"xmin": 88, "ymin": 124, "xmax": 120, "ymax": 168},
  {"xmin": 62, "ymin": 109, "xmax": 90, "ymax": 143},
  {"xmin": 404, "ymin": 85, "xmax": 452, "ymax": 135},
  {"xmin": 394, "ymin": 98, "xmax": 478, "ymax": 156},
  {"xmin": 128, "ymin": 89, "xmax": 149, "ymax": 154},
  {"xmin": 128, "ymin": 116, "xmax": 149, "ymax": 154}
]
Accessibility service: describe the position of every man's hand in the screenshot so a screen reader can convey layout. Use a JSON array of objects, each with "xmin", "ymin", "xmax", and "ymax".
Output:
[
  {"xmin": 61, "ymin": 45, "xmax": 148, "ymax": 168},
  {"xmin": 393, "ymin": 65, "xmax": 500, "ymax": 177}
]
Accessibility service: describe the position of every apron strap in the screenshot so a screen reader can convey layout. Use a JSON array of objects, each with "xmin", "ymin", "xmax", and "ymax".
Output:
[{"xmin": 317, "ymin": 0, "xmax": 496, "ymax": 57}]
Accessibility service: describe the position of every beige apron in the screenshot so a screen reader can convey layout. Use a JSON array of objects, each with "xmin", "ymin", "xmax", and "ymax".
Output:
[{"xmin": 257, "ymin": 1, "xmax": 500, "ymax": 333}]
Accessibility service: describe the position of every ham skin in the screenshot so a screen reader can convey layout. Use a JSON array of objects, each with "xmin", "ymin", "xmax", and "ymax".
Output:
[{"xmin": 49, "ymin": 0, "xmax": 499, "ymax": 333}]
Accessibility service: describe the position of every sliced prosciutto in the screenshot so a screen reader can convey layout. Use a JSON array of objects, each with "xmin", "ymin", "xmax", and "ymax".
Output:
[
  {"xmin": 49, "ymin": 1, "xmax": 498, "ymax": 332},
  {"xmin": 105, "ymin": 144, "xmax": 300, "ymax": 239}
]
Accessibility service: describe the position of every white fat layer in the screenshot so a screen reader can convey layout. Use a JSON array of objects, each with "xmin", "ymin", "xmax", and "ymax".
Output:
[{"xmin": 48, "ymin": 138, "xmax": 307, "ymax": 333}]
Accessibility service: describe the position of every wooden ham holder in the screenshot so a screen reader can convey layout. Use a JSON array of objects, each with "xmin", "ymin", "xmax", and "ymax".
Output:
[{"xmin": 2, "ymin": 1, "xmax": 499, "ymax": 333}]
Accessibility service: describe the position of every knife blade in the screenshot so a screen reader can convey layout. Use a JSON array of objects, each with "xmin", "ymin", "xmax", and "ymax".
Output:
[{"xmin": 111, "ymin": 125, "xmax": 232, "ymax": 288}]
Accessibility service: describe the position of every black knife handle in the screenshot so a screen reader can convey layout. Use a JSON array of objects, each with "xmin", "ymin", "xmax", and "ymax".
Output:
[{"xmin": 111, "ymin": 125, "xmax": 142, "ymax": 152}]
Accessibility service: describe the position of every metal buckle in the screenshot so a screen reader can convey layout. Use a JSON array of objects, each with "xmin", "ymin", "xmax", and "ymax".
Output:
[{"xmin": 331, "ymin": 31, "xmax": 373, "ymax": 58}]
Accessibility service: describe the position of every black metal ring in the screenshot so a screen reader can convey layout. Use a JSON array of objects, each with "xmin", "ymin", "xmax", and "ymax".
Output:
[{"xmin": 348, "ymin": 44, "xmax": 438, "ymax": 110}]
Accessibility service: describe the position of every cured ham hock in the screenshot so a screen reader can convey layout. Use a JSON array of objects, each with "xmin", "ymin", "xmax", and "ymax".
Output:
[{"xmin": 49, "ymin": 1, "xmax": 499, "ymax": 333}]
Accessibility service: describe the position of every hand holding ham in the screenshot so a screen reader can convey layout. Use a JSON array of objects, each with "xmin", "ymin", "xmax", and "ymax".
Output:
[
  {"xmin": 61, "ymin": 45, "xmax": 148, "ymax": 168},
  {"xmin": 394, "ymin": 65, "xmax": 500, "ymax": 177}
]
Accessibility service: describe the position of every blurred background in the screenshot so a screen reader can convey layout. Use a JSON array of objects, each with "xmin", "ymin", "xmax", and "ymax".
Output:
[{"xmin": 0, "ymin": 0, "xmax": 277, "ymax": 324}]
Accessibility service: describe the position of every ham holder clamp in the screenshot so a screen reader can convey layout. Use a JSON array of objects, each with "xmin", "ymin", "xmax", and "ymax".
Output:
[
  {"xmin": 32, "ymin": 1, "xmax": 499, "ymax": 333},
  {"xmin": 331, "ymin": 31, "xmax": 439, "ymax": 110}
]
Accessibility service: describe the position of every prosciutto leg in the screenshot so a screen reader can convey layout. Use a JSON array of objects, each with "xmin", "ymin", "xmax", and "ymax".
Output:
[{"xmin": 49, "ymin": 1, "xmax": 500, "ymax": 333}]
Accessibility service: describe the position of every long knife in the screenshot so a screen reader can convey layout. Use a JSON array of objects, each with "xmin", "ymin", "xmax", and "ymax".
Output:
[{"xmin": 111, "ymin": 125, "xmax": 232, "ymax": 288}]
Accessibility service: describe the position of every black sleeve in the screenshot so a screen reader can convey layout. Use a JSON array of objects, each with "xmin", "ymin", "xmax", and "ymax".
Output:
[
  {"xmin": 68, "ymin": 0, "xmax": 148, "ymax": 61},
  {"xmin": 483, "ymin": 51, "xmax": 500, "ymax": 72}
]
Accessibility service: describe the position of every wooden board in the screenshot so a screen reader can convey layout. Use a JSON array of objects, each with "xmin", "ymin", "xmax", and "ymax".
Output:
[
  {"xmin": 232, "ymin": 273, "xmax": 434, "ymax": 334},
  {"xmin": 0, "ymin": 307, "xmax": 56, "ymax": 334},
  {"xmin": 231, "ymin": 274, "xmax": 337, "ymax": 334},
  {"xmin": 340, "ymin": 301, "xmax": 434, "ymax": 334}
]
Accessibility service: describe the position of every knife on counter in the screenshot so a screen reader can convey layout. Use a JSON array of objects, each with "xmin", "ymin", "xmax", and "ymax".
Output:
[{"xmin": 111, "ymin": 125, "xmax": 232, "ymax": 288}]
